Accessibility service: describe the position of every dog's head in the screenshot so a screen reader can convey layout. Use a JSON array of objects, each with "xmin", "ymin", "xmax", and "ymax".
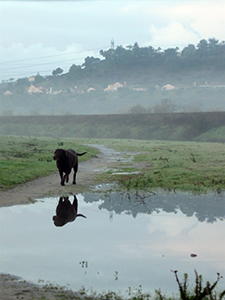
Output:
[
  {"xmin": 53, "ymin": 215, "xmax": 67, "ymax": 227},
  {"xmin": 53, "ymin": 149, "xmax": 66, "ymax": 161}
]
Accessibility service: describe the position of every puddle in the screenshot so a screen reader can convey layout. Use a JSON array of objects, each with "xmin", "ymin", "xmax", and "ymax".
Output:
[
  {"xmin": 111, "ymin": 171, "xmax": 141, "ymax": 175},
  {"xmin": 0, "ymin": 191, "xmax": 225, "ymax": 295}
]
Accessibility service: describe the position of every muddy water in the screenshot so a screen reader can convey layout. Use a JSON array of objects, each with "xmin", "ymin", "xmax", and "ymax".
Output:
[{"xmin": 1, "ymin": 191, "xmax": 225, "ymax": 295}]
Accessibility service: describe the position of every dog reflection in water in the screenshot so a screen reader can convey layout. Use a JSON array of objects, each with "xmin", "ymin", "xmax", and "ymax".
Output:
[{"xmin": 53, "ymin": 195, "xmax": 86, "ymax": 227}]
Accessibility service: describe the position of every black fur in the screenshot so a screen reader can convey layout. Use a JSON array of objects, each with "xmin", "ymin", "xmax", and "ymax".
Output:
[{"xmin": 53, "ymin": 148, "xmax": 86, "ymax": 186}]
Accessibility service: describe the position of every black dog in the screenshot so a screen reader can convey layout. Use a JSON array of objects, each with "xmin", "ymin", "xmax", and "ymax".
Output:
[
  {"xmin": 53, "ymin": 195, "xmax": 86, "ymax": 227},
  {"xmin": 53, "ymin": 148, "xmax": 87, "ymax": 186}
]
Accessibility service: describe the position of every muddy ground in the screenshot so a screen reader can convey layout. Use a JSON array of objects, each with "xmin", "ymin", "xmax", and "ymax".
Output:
[{"xmin": 0, "ymin": 145, "xmax": 145, "ymax": 300}]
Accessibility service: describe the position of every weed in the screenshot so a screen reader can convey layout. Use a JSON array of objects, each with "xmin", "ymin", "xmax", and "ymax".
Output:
[{"xmin": 155, "ymin": 270, "xmax": 225, "ymax": 300}]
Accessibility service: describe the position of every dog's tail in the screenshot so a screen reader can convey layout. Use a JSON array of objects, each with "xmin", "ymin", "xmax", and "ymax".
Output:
[
  {"xmin": 77, "ymin": 152, "xmax": 87, "ymax": 156},
  {"xmin": 76, "ymin": 214, "xmax": 87, "ymax": 218}
]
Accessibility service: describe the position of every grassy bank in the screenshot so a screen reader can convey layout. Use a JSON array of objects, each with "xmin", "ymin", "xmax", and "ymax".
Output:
[
  {"xmin": 0, "ymin": 136, "xmax": 98, "ymax": 190},
  {"xmin": 0, "ymin": 112, "xmax": 225, "ymax": 143},
  {"xmin": 1, "ymin": 136, "xmax": 224, "ymax": 193},
  {"xmin": 80, "ymin": 138, "xmax": 225, "ymax": 193}
]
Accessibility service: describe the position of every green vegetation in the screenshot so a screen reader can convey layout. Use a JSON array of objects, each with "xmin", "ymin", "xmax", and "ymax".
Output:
[
  {"xmin": 0, "ymin": 136, "xmax": 224, "ymax": 193},
  {"xmin": 98, "ymin": 38, "xmax": 225, "ymax": 73},
  {"xmin": 169, "ymin": 270, "xmax": 225, "ymax": 300},
  {"xmin": 18, "ymin": 270, "xmax": 225, "ymax": 299},
  {"xmin": 0, "ymin": 112, "xmax": 225, "ymax": 143},
  {"xmin": 0, "ymin": 136, "xmax": 98, "ymax": 190},
  {"xmin": 4, "ymin": 37, "xmax": 225, "ymax": 88},
  {"xmin": 1, "ymin": 38, "xmax": 225, "ymax": 116},
  {"xmin": 156, "ymin": 270, "xmax": 225, "ymax": 300},
  {"xmin": 81, "ymin": 138, "xmax": 225, "ymax": 193}
]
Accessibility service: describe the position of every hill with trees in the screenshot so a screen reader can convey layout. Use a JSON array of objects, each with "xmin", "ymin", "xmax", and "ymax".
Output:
[{"xmin": 1, "ymin": 38, "xmax": 225, "ymax": 115}]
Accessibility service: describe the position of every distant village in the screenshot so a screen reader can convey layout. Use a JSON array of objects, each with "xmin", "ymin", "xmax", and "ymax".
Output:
[{"xmin": 3, "ymin": 76, "xmax": 225, "ymax": 96}]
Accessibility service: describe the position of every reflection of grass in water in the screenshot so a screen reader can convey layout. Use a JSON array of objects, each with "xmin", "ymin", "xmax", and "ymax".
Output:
[
  {"xmin": 156, "ymin": 270, "xmax": 225, "ymax": 300},
  {"xmin": 36, "ymin": 270, "xmax": 225, "ymax": 299}
]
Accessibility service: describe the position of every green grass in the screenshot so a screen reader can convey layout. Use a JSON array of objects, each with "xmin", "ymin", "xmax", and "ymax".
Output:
[
  {"xmin": 0, "ymin": 136, "xmax": 98, "ymax": 190},
  {"xmin": 79, "ymin": 138, "xmax": 225, "ymax": 193},
  {"xmin": 1, "ymin": 113, "xmax": 225, "ymax": 143},
  {"xmin": 20, "ymin": 270, "xmax": 225, "ymax": 300},
  {"xmin": 1, "ymin": 136, "xmax": 225, "ymax": 193}
]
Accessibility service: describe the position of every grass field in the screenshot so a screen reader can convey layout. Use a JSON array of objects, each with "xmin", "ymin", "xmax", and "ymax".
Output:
[
  {"xmin": 0, "ymin": 136, "xmax": 98, "ymax": 190},
  {"xmin": 79, "ymin": 138, "xmax": 225, "ymax": 193},
  {"xmin": 1, "ymin": 135, "xmax": 224, "ymax": 193}
]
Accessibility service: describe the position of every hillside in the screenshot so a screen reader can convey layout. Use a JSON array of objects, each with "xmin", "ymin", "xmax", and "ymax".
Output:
[
  {"xmin": 1, "ymin": 38, "xmax": 225, "ymax": 116},
  {"xmin": 0, "ymin": 111, "xmax": 225, "ymax": 143}
]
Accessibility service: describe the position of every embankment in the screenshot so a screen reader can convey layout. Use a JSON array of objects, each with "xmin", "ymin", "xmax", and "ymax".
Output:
[{"xmin": 0, "ymin": 111, "xmax": 224, "ymax": 142}]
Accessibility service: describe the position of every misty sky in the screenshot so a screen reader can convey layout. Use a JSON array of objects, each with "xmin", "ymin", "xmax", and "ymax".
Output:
[{"xmin": 1, "ymin": 0, "xmax": 225, "ymax": 81}]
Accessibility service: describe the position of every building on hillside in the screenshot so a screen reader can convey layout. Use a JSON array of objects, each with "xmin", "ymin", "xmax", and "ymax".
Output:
[
  {"xmin": 104, "ymin": 82, "xmax": 123, "ymax": 92},
  {"xmin": 27, "ymin": 84, "xmax": 43, "ymax": 94},
  {"xmin": 162, "ymin": 84, "xmax": 176, "ymax": 91},
  {"xmin": 46, "ymin": 87, "xmax": 64, "ymax": 95},
  {"xmin": 4, "ymin": 90, "xmax": 12, "ymax": 95},
  {"xmin": 28, "ymin": 77, "xmax": 35, "ymax": 82},
  {"xmin": 113, "ymin": 82, "xmax": 123, "ymax": 88},
  {"xmin": 87, "ymin": 87, "xmax": 96, "ymax": 93}
]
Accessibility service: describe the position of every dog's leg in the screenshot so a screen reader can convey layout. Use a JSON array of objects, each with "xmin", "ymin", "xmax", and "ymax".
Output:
[
  {"xmin": 65, "ymin": 174, "xmax": 69, "ymax": 183},
  {"xmin": 73, "ymin": 163, "xmax": 78, "ymax": 184},
  {"xmin": 59, "ymin": 171, "xmax": 65, "ymax": 186},
  {"xmin": 62, "ymin": 174, "xmax": 68, "ymax": 185},
  {"xmin": 73, "ymin": 172, "xmax": 76, "ymax": 184}
]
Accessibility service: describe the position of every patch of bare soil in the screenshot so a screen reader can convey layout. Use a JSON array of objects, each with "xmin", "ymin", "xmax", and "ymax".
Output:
[
  {"xmin": 0, "ymin": 145, "xmax": 147, "ymax": 299},
  {"xmin": 0, "ymin": 274, "xmax": 86, "ymax": 300}
]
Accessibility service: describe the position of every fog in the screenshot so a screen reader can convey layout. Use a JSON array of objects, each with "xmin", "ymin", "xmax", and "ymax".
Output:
[{"xmin": 1, "ymin": 82, "xmax": 225, "ymax": 116}]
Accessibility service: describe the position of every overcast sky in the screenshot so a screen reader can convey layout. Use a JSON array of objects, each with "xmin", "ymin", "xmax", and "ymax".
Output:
[{"xmin": 0, "ymin": 0, "xmax": 225, "ymax": 81}]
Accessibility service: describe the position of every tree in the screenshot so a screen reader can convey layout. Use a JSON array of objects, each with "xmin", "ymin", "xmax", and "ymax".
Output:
[
  {"xmin": 15, "ymin": 78, "xmax": 30, "ymax": 93},
  {"xmin": 82, "ymin": 56, "xmax": 100, "ymax": 68},
  {"xmin": 181, "ymin": 44, "xmax": 196, "ymax": 58},
  {"xmin": 34, "ymin": 74, "xmax": 44, "ymax": 83},
  {"xmin": 196, "ymin": 39, "xmax": 208, "ymax": 57},
  {"xmin": 128, "ymin": 104, "xmax": 151, "ymax": 114},
  {"xmin": 153, "ymin": 99, "xmax": 177, "ymax": 113},
  {"xmin": 52, "ymin": 67, "xmax": 63, "ymax": 76},
  {"xmin": 164, "ymin": 47, "xmax": 179, "ymax": 57},
  {"xmin": 68, "ymin": 64, "xmax": 84, "ymax": 79}
]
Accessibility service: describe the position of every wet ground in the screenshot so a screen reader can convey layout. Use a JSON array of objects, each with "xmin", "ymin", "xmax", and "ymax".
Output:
[
  {"xmin": 1, "ymin": 191, "xmax": 225, "ymax": 296},
  {"xmin": 0, "ymin": 144, "xmax": 225, "ymax": 298}
]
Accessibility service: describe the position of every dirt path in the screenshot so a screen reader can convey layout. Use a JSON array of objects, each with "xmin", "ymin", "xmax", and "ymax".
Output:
[
  {"xmin": 0, "ymin": 145, "xmax": 138, "ymax": 299},
  {"xmin": 0, "ymin": 145, "xmax": 124, "ymax": 208}
]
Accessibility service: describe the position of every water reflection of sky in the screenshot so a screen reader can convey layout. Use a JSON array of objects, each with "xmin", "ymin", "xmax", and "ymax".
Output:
[{"xmin": 0, "ymin": 192, "xmax": 225, "ymax": 295}]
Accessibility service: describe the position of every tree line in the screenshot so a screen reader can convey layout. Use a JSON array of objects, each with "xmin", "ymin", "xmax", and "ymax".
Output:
[
  {"xmin": 68, "ymin": 38, "xmax": 225, "ymax": 79},
  {"xmin": 1, "ymin": 37, "xmax": 224, "ymax": 89}
]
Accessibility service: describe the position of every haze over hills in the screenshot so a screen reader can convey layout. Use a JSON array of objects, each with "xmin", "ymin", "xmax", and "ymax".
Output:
[{"xmin": 1, "ymin": 38, "xmax": 225, "ymax": 115}]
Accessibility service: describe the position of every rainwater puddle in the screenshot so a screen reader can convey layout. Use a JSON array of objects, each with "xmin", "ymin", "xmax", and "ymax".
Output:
[{"xmin": 1, "ymin": 191, "xmax": 225, "ymax": 295}]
